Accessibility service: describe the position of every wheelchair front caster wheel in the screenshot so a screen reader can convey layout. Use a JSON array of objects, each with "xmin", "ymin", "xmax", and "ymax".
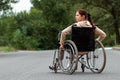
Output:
[{"xmin": 81, "ymin": 64, "xmax": 85, "ymax": 72}]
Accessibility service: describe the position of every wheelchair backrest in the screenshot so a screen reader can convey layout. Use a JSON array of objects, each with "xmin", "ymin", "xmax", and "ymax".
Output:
[{"xmin": 72, "ymin": 26, "xmax": 95, "ymax": 52}]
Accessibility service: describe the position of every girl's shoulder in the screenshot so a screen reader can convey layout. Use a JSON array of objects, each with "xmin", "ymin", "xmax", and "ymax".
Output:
[{"xmin": 73, "ymin": 21, "xmax": 92, "ymax": 27}]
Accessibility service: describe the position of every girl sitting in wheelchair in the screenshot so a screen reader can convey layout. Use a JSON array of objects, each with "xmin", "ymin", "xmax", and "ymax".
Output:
[{"xmin": 49, "ymin": 8, "xmax": 106, "ymax": 71}]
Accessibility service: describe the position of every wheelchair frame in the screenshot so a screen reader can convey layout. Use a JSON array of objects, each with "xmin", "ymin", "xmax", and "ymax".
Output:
[{"xmin": 51, "ymin": 29, "xmax": 106, "ymax": 74}]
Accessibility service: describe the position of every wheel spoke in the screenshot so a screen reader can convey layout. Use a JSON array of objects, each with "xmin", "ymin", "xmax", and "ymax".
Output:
[{"xmin": 87, "ymin": 40, "xmax": 106, "ymax": 73}]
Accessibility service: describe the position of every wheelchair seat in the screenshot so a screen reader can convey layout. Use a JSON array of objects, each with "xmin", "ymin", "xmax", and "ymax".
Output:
[{"xmin": 71, "ymin": 25, "xmax": 95, "ymax": 52}]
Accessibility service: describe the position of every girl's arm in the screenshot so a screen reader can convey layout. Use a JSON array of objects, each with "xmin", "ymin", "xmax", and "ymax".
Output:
[
  {"xmin": 95, "ymin": 27, "xmax": 106, "ymax": 41},
  {"xmin": 59, "ymin": 25, "xmax": 72, "ymax": 48}
]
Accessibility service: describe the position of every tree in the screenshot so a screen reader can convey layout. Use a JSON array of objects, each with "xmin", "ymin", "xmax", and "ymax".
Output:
[
  {"xmin": 0, "ymin": 0, "xmax": 18, "ymax": 16},
  {"xmin": 79, "ymin": 0, "xmax": 120, "ymax": 44},
  {"xmin": 30, "ymin": 0, "xmax": 74, "ymax": 49}
]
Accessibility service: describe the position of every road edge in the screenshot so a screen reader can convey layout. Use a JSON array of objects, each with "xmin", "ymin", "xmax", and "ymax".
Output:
[{"xmin": 112, "ymin": 47, "xmax": 120, "ymax": 51}]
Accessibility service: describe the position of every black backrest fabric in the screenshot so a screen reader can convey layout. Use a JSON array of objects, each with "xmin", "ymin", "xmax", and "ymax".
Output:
[{"xmin": 72, "ymin": 26, "xmax": 95, "ymax": 52}]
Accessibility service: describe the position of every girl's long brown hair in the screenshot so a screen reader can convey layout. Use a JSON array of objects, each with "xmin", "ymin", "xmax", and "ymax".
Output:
[{"xmin": 77, "ymin": 9, "xmax": 94, "ymax": 27}]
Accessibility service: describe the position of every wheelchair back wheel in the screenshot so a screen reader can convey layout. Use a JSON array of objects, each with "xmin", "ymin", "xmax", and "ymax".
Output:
[
  {"xmin": 87, "ymin": 40, "xmax": 106, "ymax": 73},
  {"xmin": 60, "ymin": 40, "xmax": 78, "ymax": 74}
]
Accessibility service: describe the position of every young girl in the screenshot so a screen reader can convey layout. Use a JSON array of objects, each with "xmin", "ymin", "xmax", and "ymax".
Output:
[
  {"xmin": 60, "ymin": 9, "xmax": 106, "ymax": 55},
  {"xmin": 49, "ymin": 9, "xmax": 106, "ymax": 70}
]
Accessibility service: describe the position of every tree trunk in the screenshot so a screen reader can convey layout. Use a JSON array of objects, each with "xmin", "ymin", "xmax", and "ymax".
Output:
[
  {"xmin": 114, "ymin": 22, "xmax": 120, "ymax": 44},
  {"xmin": 111, "ymin": 8, "xmax": 120, "ymax": 44}
]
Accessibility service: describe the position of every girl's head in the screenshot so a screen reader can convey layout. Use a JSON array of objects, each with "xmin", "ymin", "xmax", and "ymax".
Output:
[
  {"xmin": 75, "ymin": 9, "xmax": 87, "ymax": 22},
  {"xmin": 75, "ymin": 9, "xmax": 94, "ymax": 26}
]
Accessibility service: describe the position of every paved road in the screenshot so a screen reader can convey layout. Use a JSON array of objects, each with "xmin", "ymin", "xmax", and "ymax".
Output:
[{"xmin": 0, "ymin": 49, "xmax": 120, "ymax": 80}]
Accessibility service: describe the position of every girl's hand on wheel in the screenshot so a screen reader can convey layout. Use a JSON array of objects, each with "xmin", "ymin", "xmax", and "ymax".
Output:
[{"xmin": 60, "ymin": 44, "xmax": 64, "ymax": 50}]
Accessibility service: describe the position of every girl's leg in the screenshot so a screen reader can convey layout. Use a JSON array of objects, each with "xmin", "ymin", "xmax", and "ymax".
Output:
[
  {"xmin": 78, "ymin": 52, "xmax": 88, "ymax": 55},
  {"xmin": 60, "ymin": 49, "xmax": 64, "ymax": 60}
]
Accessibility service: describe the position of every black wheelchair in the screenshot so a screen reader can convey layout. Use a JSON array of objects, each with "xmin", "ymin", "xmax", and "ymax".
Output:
[{"xmin": 49, "ymin": 26, "xmax": 106, "ymax": 74}]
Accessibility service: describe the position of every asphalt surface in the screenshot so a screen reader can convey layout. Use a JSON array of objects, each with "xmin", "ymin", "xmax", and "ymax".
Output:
[{"xmin": 0, "ymin": 49, "xmax": 120, "ymax": 80}]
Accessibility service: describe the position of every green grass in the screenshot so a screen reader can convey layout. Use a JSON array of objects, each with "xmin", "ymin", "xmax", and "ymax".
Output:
[
  {"xmin": 0, "ymin": 46, "xmax": 16, "ymax": 52},
  {"xmin": 113, "ymin": 45, "xmax": 120, "ymax": 47}
]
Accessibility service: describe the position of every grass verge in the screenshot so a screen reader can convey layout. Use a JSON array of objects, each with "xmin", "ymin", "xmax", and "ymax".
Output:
[
  {"xmin": 0, "ymin": 46, "xmax": 16, "ymax": 52},
  {"xmin": 114, "ymin": 45, "xmax": 120, "ymax": 47}
]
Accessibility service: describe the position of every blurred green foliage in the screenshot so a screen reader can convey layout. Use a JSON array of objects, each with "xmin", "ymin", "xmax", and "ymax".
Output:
[{"xmin": 0, "ymin": 0, "xmax": 120, "ymax": 50}]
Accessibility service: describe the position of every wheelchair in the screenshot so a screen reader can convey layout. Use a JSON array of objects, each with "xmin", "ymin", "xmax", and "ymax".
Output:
[{"xmin": 50, "ymin": 26, "xmax": 106, "ymax": 74}]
